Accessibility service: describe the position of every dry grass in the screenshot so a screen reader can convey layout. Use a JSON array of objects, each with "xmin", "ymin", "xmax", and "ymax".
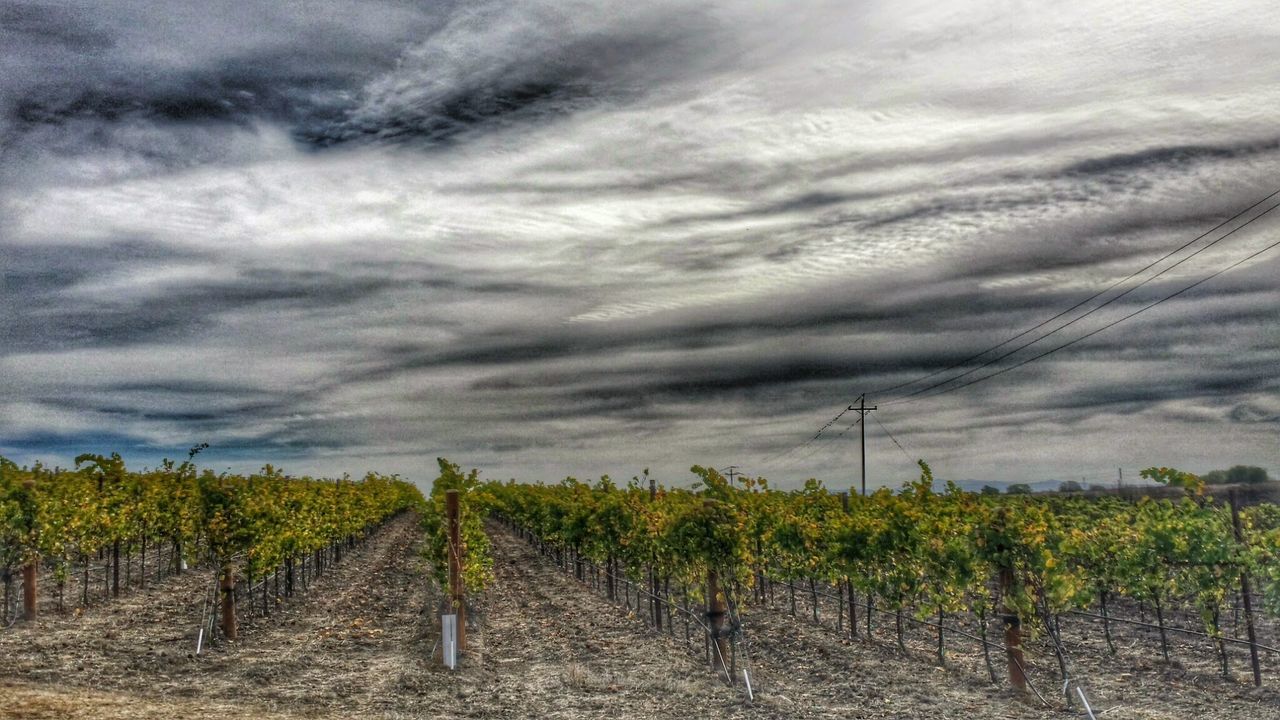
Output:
[{"xmin": 0, "ymin": 680, "xmax": 313, "ymax": 720}]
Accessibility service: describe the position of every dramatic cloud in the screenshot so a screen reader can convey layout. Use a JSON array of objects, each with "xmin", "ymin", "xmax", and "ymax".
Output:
[{"xmin": 2, "ymin": 0, "xmax": 1279, "ymax": 489}]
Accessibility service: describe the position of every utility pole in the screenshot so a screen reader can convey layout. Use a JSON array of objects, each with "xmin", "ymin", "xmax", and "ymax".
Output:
[
  {"xmin": 722, "ymin": 466, "xmax": 741, "ymax": 487},
  {"xmin": 852, "ymin": 395, "xmax": 877, "ymax": 496}
]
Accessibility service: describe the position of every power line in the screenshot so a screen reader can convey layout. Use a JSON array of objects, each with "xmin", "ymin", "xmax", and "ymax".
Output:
[
  {"xmin": 763, "ymin": 184, "xmax": 1280, "ymax": 475},
  {"xmin": 888, "ymin": 225, "xmax": 1280, "ymax": 406},
  {"xmin": 777, "ymin": 416, "xmax": 863, "ymax": 469},
  {"xmin": 759, "ymin": 415, "xmax": 864, "ymax": 478},
  {"xmin": 762, "ymin": 397, "xmax": 874, "ymax": 492},
  {"xmin": 881, "ymin": 199, "xmax": 1280, "ymax": 405},
  {"xmin": 867, "ymin": 186, "xmax": 1280, "ymax": 400},
  {"xmin": 873, "ymin": 414, "xmax": 914, "ymax": 465},
  {"xmin": 757, "ymin": 405, "xmax": 854, "ymax": 468},
  {"xmin": 832, "ymin": 414, "xmax": 864, "ymax": 439}
]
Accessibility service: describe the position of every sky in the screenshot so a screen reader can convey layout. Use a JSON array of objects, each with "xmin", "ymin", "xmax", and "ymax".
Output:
[{"xmin": 1, "ymin": 0, "xmax": 1278, "ymax": 491}]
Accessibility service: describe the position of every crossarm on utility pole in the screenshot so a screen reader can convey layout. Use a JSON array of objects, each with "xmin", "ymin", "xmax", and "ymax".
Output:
[{"xmin": 852, "ymin": 395, "xmax": 877, "ymax": 496}]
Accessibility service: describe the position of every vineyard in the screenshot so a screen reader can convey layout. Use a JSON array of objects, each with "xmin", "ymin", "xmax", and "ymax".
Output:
[
  {"xmin": 482, "ymin": 463, "xmax": 1280, "ymax": 712},
  {"xmin": 0, "ymin": 452, "xmax": 423, "ymax": 635},
  {"xmin": 2, "ymin": 455, "xmax": 1279, "ymax": 719}
]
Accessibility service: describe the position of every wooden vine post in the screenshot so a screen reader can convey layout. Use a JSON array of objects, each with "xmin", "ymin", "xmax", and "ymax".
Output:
[
  {"xmin": 705, "ymin": 499, "xmax": 729, "ymax": 679},
  {"xmin": 220, "ymin": 564, "xmax": 238, "ymax": 640},
  {"xmin": 999, "ymin": 566, "xmax": 1027, "ymax": 692},
  {"xmin": 990, "ymin": 507, "xmax": 1027, "ymax": 693},
  {"xmin": 446, "ymin": 489, "xmax": 467, "ymax": 651},
  {"xmin": 650, "ymin": 476, "xmax": 663, "ymax": 631},
  {"xmin": 112, "ymin": 540, "xmax": 120, "ymax": 598},
  {"xmin": 1230, "ymin": 489, "xmax": 1263, "ymax": 687},
  {"xmin": 22, "ymin": 557, "xmax": 37, "ymax": 621},
  {"xmin": 21, "ymin": 478, "xmax": 38, "ymax": 621},
  {"xmin": 841, "ymin": 491, "xmax": 857, "ymax": 639}
]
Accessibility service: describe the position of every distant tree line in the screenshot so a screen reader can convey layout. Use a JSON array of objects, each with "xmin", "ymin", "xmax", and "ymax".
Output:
[
  {"xmin": 1201, "ymin": 465, "xmax": 1270, "ymax": 485},
  {"xmin": 976, "ymin": 465, "xmax": 1269, "ymax": 497},
  {"xmin": 980, "ymin": 483, "xmax": 1033, "ymax": 495}
]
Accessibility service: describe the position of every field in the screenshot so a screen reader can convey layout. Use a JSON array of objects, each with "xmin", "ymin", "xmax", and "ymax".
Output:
[{"xmin": 3, "ymin": 511, "xmax": 1278, "ymax": 720}]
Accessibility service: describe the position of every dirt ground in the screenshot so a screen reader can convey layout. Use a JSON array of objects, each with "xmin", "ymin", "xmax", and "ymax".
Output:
[
  {"xmin": 2, "ymin": 519, "xmax": 1278, "ymax": 719},
  {"xmin": 748, "ymin": 580, "xmax": 1280, "ymax": 720}
]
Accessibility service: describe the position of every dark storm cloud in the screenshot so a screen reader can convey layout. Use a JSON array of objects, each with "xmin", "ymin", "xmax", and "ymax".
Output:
[
  {"xmin": 324, "ymin": 246, "xmax": 1278, "ymax": 430},
  {"xmin": 38, "ymin": 388, "xmax": 288, "ymax": 419},
  {"xmin": 297, "ymin": 29, "xmax": 702, "ymax": 148},
  {"xmin": 106, "ymin": 379, "xmax": 267, "ymax": 396},
  {"xmin": 340, "ymin": 313, "xmax": 909, "ymax": 382},
  {"xmin": 0, "ymin": 0, "xmax": 442, "ymax": 175},
  {"xmin": 1229, "ymin": 402, "xmax": 1280, "ymax": 424},
  {"xmin": 11, "ymin": 70, "xmax": 306, "ymax": 128},
  {"xmin": 1061, "ymin": 139, "xmax": 1280, "ymax": 178},
  {"xmin": 0, "ymin": 1, "xmax": 436, "ymax": 106},
  {"xmin": 1, "ymin": 240, "xmax": 213, "ymax": 349},
  {"xmin": 0, "ymin": 431, "xmax": 167, "ymax": 456},
  {"xmin": 654, "ymin": 190, "xmax": 894, "ymax": 230},
  {"xmin": 0, "ymin": 4, "xmax": 113, "ymax": 50},
  {"xmin": 0, "ymin": 239, "xmax": 202, "ymax": 295},
  {"xmin": 347, "ymin": 260, "xmax": 577, "ymax": 298},
  {"xmin": 1, "ymin": 0, "xmax": 719, "ymax": 169},
  {"xmin": 297, "ymin": 0, "xmax": 721, "ymax": 148},
  {"xmin": 980, "ymin": 366, "xmax": 1278, "ymax": 419},
  {"xmin": 2, "ymin": 256, "xmax": 397, "ymax": 352}
]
